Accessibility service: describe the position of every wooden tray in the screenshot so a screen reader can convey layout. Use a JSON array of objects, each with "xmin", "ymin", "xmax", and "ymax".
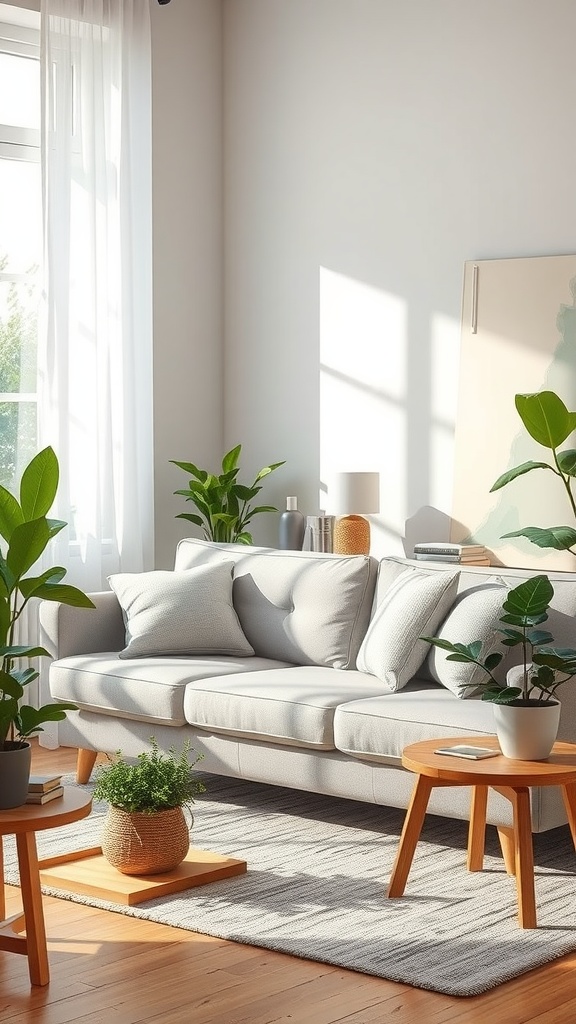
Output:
[{"xmin": 38, "ymin": 845, "xmax": 247, "ymax": 906}]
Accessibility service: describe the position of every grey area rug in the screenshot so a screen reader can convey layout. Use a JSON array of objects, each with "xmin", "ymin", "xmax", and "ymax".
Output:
[{"xmin": 4, "ymin": 772, "xmax": 576, "ymax": 997}]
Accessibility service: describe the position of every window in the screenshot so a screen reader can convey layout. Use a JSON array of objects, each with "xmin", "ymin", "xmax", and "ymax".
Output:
[{"xmin": 0, "ymin": 6, "xmax": 41, "ymax": 491}]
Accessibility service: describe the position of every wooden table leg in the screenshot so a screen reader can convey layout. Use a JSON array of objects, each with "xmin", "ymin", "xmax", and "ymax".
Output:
[
  {"xmin": 77, "ymin": 748, "xmax": 98, "ymax": 784},
  {"xmin": 496, "ymin": 826, "xmax": 517, "ymax": 875},
  {"xmin": 387, "ymin": 775, "xmax": 434, "ymax": 897},
  {"xmin": 16, "ymin": 831, "xmax": 50, "ymax": 986},
  {"xmin": 0, "ymin": 834, "xmax": 4, "ymax": 922},
  {"xmin": 510, "ymin": 787, "xmax": 537, "ymax": 929},
  {"xmin": 561, "ymin": 783, "xmax": 576, "ymax": 850},
  {"xmin": 467, "ymin": 785, "xmax": 488, "ymax": 871}
]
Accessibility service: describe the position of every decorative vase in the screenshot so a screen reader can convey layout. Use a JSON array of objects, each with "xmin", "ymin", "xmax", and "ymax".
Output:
[
  {"xmin": 101, "ymin": 805, "xmax": 191, "ymax": 875},
  {"xmin": 493, "ymin": 697, "xmax": 561, "ymax": 761},
  {"xmin": 0, "ymin": 741, "xmax": 32, "ymax": 809}
]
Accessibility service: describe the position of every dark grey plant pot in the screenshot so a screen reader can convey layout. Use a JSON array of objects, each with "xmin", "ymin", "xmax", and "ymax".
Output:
[{"xmin": 0, "ymin": 741, "xmax": 32, "ymax": 809}]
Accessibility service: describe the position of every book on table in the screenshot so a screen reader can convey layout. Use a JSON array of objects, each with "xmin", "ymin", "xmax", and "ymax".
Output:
[
  {"xmin": 413, "ymin": 553, "xmax": 490, "ymax": 565},
  {"xmin": 26, "ymin": 785, "xmax": 64, "ymax": 805},
  {"xmin": 413, "ymin": 542, "xmax": 486, "ymax": 556},
  {"xmin": 27, "ymin": 774, "xmax": 63, "ymax": 793}
]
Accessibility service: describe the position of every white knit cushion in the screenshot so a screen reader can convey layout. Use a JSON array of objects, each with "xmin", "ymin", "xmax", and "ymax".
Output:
[
  {"xmin": 357, "ymin": 566, "xmax": 459, "ymax": 691},
  {"xmin": 108, "ymin": 562, "xmax": 254, "ymax": 659},
  {"xmin": 425, "ymin": 580, "xmax": 508, "ymax": 697}
]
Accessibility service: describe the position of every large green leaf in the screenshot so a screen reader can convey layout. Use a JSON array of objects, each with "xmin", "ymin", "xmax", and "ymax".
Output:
[
  {"xmin": 175, "ymin": 512, "xmax": 204, "ymax": 526},
  {"xmin": 221, "ymin": 445, "xmax": 242, "ymax": 474},
  {"xmin": 515, "ymin": 391, "xmax": 576, "ymax": 449},
  {"xmin": 46, "ymin": 518, "xmax": 67, "ymax": 540},
  {"xmin": 490, "ymin": 461, "xmax": 553, "ymax": 493},
  {"xmin": 20, "ymin": 446, "xmax": 59, "ymax": 521},
  {"xmin": 0, "ymin": 668, "xmax": 24, "ymax": 700},
  {"xmin": 502, "ymin": 574, "xmax": 553, "ymax": 619},
  {"xmin": 255, "ymin": 461, "xmax": 286, "ymax": 481},
  {"xmin": 16, "ymin": 701, "xmax": 78, "ymax": 739},
  {"xmin": 18, "ymin": 567, "xmax": 67, "ymax": 600},
  {"xmin": 557, "ymin": 449, "xmax": 576, "ymax": 476},
  {"xmin": 6, "ymin": 518, "xmax": 51, "ymax": 579},
  {"xmin": 170, "ymin": 460, "xmax": 208, "ymax": 483},
  {"xmin": 502, "ymin": 526, "xmax": 576, "ymax": 551},
  {"xmin": 0, "ymin": 486, "xmax": 24, "ymax": 544},
  {"xmin": 0, "ymin": 644, "xmax": 50, "ymax": 659},
  {"xmin": 31, "ymin": 583, "xmax": 96, "ymax": 607}
]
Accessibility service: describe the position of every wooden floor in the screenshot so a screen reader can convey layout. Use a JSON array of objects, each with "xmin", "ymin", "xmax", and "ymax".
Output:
[{"xmin": 2, "ymin": 744, "xmax": 576, "ymax": 1023}]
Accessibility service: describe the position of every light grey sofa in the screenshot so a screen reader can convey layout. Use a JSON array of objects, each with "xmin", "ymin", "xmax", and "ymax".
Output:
[{"xmin": 40, "ymin": 538, "xmax": 576, "ymax": 834}]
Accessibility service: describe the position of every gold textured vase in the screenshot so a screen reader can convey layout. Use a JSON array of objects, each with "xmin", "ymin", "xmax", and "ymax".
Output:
[{"xmin": 333, "ymin": 515, "xmax": 371, "ymax": 555}]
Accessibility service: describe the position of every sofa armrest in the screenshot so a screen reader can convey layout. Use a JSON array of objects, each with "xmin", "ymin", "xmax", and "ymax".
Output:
[{"xmin": 39, "ymin": 591, "xmax": 126, "ymax": 660}]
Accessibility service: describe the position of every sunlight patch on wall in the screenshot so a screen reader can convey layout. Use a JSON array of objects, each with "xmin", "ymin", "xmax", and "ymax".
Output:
[
  {"xmin": 429, "ymin": 310, "xmax": 459, "ymax": 511},
  {"xmin": 319, "ymin": 267, "xmax": 407, "ymax": 551}
]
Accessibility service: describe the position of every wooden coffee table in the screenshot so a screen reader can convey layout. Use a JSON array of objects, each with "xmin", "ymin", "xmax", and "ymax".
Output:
[
  {"xmin": 387, "ymin": 736, "xmax": 576, "ymax": 928},
  {"xmin": 0, "ymin": 788, "xmax": 92, "ymax": 985}
]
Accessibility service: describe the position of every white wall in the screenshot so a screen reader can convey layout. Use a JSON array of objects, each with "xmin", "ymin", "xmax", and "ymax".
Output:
[
  {"xmin": 222, "ymin": 0, "xmax": 576, "ymax": 555},
  {"xmin": 151, "ymin": 0, "xmax": 223, "ymax": 567}
]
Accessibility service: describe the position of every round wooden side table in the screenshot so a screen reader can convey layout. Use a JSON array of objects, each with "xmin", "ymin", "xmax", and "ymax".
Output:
[
  {"xmin": 0, "ymin": 788, "xmax": 92, "ymax": 985},
  {"xmin": 386, "ymin": 736, "xmax": 576, "ymax": 928}
]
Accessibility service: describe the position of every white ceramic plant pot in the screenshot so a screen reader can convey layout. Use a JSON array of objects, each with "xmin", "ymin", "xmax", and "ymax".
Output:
[{"xmin": 493, "ymin": 700, "xmax": 561, "ymax": 760}]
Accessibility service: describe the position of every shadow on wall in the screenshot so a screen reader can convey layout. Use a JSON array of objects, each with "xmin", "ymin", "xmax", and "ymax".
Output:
[{"xmin": 402, "ymin": 506, "xmax": 502, "ymax": 564}]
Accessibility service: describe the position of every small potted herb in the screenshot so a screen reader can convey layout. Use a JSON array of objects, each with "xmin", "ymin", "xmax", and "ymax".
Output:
[{"xmin": 94, "ymin": 739, "xmax": 206, "ymax": 875}]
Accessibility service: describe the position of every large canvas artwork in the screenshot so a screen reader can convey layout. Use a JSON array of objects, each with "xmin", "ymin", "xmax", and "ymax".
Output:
[{"xmin": 450, "ymin": 254, "xmax": 576, "ymax": 571}]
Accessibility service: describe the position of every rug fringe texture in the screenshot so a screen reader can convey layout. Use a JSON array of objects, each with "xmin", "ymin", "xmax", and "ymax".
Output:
[{"xmin": 3, "ymin": 772, "xmax": 576, "ymax": 996}]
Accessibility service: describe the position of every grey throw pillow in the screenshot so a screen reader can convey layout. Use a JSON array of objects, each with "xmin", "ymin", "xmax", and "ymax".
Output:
[
  {"xmin": 425, "ymin": 580, "xmax": 508, "ymax": 697},
  {"xmin": 108, "ymin": 562, "xmax": 254, "ymax": 659},
  {"xmin": 357, "ymin": 565, "xmax": 459, "ymax": 690}
]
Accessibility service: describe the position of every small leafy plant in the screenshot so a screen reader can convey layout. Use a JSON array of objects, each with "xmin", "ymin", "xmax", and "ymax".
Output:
[
  {"xmin": 422, "ymin": 574, "xmax": 576, "ymax": 704},
  {"xmin": 93, "ymin": 739, "xmax": 206, "ymax": 814},
  {"xmin": 171, "ymin": 443, "xmax": 285, "ymax": 544},
  {"xmin": 491, "ymin": 390, "xmax": 576, "ymax": 554},
  {"xmin": 0, "ymin": 446, "xmax": 95, "ymax": 750}
]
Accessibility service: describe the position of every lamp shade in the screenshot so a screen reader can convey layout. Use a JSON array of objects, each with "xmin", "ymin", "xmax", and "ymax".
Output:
[{"xmin": 327, "ymin": 472, "xmax": 380, "ymax": 515}]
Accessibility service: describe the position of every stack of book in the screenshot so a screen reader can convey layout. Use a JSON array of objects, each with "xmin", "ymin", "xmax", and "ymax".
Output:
[
  {"xmin": 26, "ymin": 774, "xmax": 64, "ymax": 805},
  {"xmin": 413, "ymin": 542, "xmax": 491, "ymax": 566}
]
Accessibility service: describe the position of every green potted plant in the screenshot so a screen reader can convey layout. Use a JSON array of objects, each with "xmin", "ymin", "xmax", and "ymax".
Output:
[
  {"xmin": 171, "ymin": 443, "xmax": 285, "ymax": 544},
  {"xmin": 423, "ymin": 387, "xmax": 576, "ymax": 760},
  {"xmin": 93, "ymin": 739, "xmax": 206, "ymax": 875},
  {"xmin": 0, "ymin": 446, "xmax": 95, "ymax": 808},
  {"xmin": 422, "ymin": 574, "xmax": 576, "ymax": 759}
]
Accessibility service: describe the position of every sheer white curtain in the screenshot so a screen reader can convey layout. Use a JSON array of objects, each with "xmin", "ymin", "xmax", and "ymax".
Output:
[{"xmin": 35, "ymin": 0, "xmax": 154, "ymax": 743}]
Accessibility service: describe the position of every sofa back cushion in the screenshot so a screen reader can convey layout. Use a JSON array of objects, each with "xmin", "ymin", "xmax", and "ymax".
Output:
[
  {"xmin": 357, "ymin": 560, "xmax": 460, "ymax": 690},
  {"xmin": 175, "ymin": 539, "xmax": 377, "ymax": 669}
]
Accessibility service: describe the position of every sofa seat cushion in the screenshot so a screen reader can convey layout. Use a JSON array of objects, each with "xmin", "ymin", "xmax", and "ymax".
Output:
[
  {"xmin": 333, "ymin": 688, "xmax": 497, "ymax": 765},
  {"xmin": 174, "ymin": 538, "xmax": 377, "ymax": 669},
  {"xmin": 183, "ymin": 666, "xmax": 387, "ymax": 749},
  {"xmin": 49, "ymin": 654, "xmax": 292, "ymax": 726}
]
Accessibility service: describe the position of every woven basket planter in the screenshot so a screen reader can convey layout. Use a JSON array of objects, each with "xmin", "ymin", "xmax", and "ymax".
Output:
[{"xmin": 101, "ymin": 805, "xmax": 191, "ymax": 875}]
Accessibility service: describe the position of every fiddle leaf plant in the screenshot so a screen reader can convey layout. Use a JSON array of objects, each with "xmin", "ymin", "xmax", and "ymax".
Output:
[
  {"xmin": 0, "ymin": 446, "xmax": 95, "ymax": 749},
  {"xmin": 490, "ymin": 390, "xmax": 576, "ymax": 553},
  {"xmin": 171, "ymin": 443, "xmax": 285, "ymax": 544},
  {"xmin": 422, "ymin": 574, "xmax": 576, "ymax": 704}
]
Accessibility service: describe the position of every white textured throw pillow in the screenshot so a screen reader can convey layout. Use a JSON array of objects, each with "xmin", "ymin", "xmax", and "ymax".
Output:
[
  {"xmin": 425, "ymin": 580, "xmax": 508, "ymax": 697},
  {"xmin": 108, "ymin": 562, "xmax": 254, "ymax": 659},
  {"xmin": 357, "ymin": 566, "xmax": 459, "ymax": 691}
]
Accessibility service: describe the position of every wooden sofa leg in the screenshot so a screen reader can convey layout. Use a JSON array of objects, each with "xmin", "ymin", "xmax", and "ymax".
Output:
[{"xmin": 76, "ymin": 748, "xmax": 98, "ymax": 784}]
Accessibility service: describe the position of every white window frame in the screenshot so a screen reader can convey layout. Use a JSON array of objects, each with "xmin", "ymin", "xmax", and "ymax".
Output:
[{"xmin": 0, "ymin": 15, "xmax": 40, "ymax": 440}]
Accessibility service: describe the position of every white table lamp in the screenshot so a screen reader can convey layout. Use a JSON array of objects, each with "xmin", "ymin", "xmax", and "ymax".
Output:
[{"xmin": 328, "ymin": 472, "xmax": 380, "ymax": 555}]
